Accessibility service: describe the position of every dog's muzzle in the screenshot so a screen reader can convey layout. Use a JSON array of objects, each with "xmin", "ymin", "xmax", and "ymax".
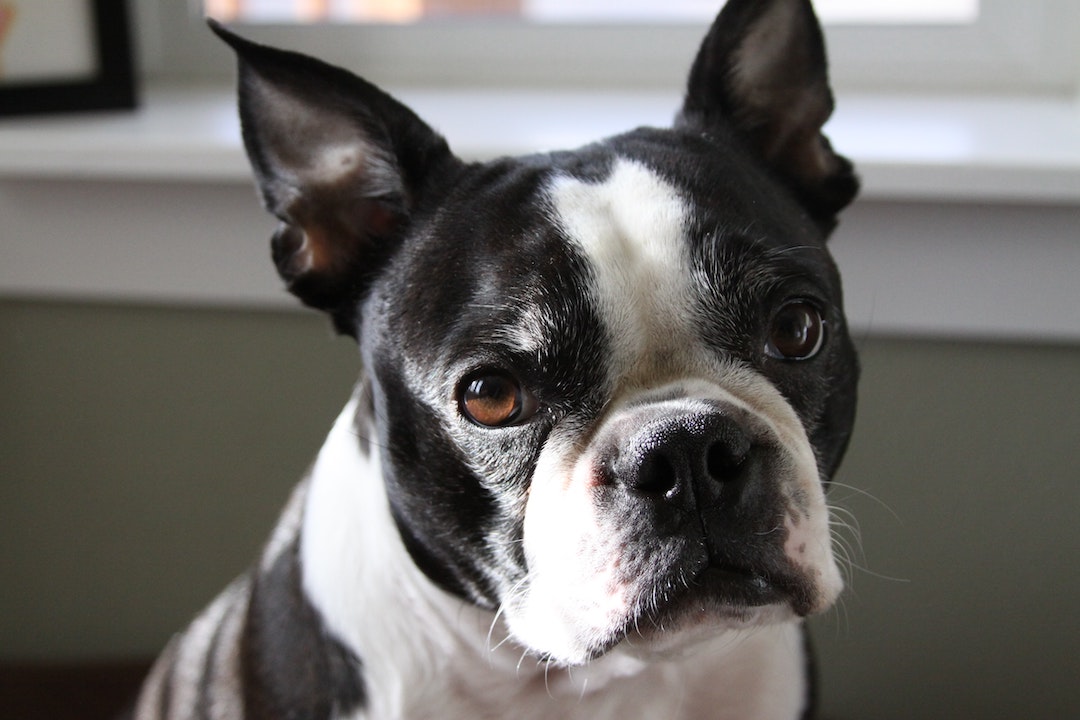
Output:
[
  {"xmin": 594, "ymin": 398, "xmax": 817, "ymax": 613},
  {"xmin": 514, "ymin": 383, "xmax": 840, "ymax": 664}
]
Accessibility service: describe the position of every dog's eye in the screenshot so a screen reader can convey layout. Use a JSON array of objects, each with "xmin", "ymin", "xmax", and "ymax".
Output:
[
  {"xmin": 766, "ymin": 301, "xmax": 825, "ymax": 361},
  {"xmin": 458, "ymin": 371, "xmax": 537, "ymax": 427}
]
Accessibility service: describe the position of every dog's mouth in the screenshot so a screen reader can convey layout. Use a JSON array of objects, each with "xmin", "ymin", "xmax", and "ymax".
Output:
[
  {"xmin": 693, "ymin": 564, "xmax": 787, "ymax": 607},
  {"xmin": 605, "ymin": 554, "xmax": 817, "ymax": 651},
  {"xmin": 647, "ymin": 509, "xmax": 822, "ymax": 616},
  {"xmin": 516, "ymin": 546, "xmax": 821, "ymax": 666},
  {"xmin": 560, "ymin": 560, "xmax": 803, "ymax": 662},
  {"xmin": 669, "ymin": 552, "xmax": 812, "ymax": 612}
]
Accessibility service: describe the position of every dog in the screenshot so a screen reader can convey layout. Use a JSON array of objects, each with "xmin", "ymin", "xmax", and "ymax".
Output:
[{"xmin": 130, "ymin": 0, "xmax": 859, "ymax": 717}]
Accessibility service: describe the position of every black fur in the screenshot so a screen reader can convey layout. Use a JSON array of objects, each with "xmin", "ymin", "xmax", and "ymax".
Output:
[{"xmin": 241, "ymin": 540, "xmax": 366, "ymax": 719}]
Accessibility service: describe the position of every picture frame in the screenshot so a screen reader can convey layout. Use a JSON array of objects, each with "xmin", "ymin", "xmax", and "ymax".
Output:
[{"xmin": 0, "ymin": 0, "xmax": 136, "ymax": 117}]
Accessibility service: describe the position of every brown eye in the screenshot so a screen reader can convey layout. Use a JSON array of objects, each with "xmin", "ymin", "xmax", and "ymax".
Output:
[
  {"xmin": 766, "ymin": 301, "xmax": 825, "ymax": 361},
  {"xmin": 459, "ymin": 371, "xmax": 536, "ymax": 427}
]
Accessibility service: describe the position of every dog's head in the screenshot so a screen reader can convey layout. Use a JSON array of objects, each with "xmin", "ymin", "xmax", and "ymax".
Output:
[{"xmin": 215, "ymin": 0, "xmax": 858, "ymax": 666}]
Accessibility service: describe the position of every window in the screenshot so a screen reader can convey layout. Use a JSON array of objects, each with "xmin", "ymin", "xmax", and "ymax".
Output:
[
  {"xmin": 149, "ymin": 0, "xmax": 1075, "ymax": 94},
  {"xmin": 203, "ymin": 0, "xmax": 980, "ymax": 25}
]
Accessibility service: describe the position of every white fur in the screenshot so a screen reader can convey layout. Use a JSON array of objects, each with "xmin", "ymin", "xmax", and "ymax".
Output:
[
  {"xmin": 547, "ymin": 159, "xmax": 697, "ymax": 385},
  {"xmin": 300, "ymin": 393, "xmax": 478, "ymax": 719}
]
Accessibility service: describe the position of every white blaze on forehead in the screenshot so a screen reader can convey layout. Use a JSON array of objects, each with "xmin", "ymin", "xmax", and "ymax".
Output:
[{"xmin": 547, "ymin": 159, "xmax": 695, "ymax": 375}]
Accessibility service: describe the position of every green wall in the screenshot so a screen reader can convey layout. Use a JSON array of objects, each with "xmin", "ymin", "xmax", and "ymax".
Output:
[
  {"xmin": 2, "ymin": 299, "xmax": 1077, "ymax": 719},
  {"xmin": 0, "ymin": 300, "xmax": 359, "ymax": 660}
]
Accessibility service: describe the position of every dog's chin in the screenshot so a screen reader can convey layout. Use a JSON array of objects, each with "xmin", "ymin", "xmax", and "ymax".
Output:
[
  {"xmin": 510, "ymin": 566, "xmax": 825, "ymax": 668},
  {"xmin": 538, "ymin": 602, "xmax": 797, "ymax": 669},
  {"xmin": 598, "ymin": 570, "xmax": 812, "ymax": 658},
  {"xmin": 610, "ymin": 601, "xmax": 799, "ymax": 663}
]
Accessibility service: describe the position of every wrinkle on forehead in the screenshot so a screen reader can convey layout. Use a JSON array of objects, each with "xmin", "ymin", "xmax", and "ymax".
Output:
[{"xmin": 546, "ymin": 158, "xmax": 699, "ymax": 390}]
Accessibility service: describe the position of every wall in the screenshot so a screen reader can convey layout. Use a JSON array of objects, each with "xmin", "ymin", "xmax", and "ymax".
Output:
[
  {"xmin": 813, "ymin": 337, "xmax": 1079, "ymax": 720},
  {"xmin": 0, "ymin": 300, "xmax": 357, "ymax": 658},
  {"xmin": 1, "ymin": 298, "xmax": 1077, "ymax": 719}
]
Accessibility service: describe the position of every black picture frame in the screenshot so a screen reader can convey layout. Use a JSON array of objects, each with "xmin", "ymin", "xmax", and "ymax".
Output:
[{"xmin": 0, "ymin": 0, "xmax": 136, "ymax": 117}]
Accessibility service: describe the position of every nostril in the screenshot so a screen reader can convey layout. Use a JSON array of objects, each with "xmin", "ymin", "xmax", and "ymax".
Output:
[
  {"xmin": 705, "ymin": 435, "xmax": 750, "ymax": 483},
  {"xmin": 634, "ymin": 451, "xmax": 679, "ymax": 496}
]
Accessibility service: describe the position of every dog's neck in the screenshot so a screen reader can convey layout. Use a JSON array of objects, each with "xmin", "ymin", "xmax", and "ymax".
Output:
[{"xmin": 287, "ymin": 389, "xmax": 807, "ymax": 720}]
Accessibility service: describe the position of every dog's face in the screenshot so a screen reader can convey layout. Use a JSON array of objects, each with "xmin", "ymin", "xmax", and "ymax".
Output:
[{"xmin": 215, "ymin": 0, "xmax": 858, "ymax": 667}]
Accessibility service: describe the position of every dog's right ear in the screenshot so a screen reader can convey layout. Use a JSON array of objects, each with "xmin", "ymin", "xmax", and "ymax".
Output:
[{"xmin": 211, "ymin": 22, "xmax": 461, "ymax": 335}]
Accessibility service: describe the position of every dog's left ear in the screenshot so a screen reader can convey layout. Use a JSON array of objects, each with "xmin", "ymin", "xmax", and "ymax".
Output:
[
  {"xmin": 211, "ymin": 22, "xmax": 461, "ymax": 335},
  {"xmin": 677, "ymin": 0, "xmax": 858, "ymax": 225}
]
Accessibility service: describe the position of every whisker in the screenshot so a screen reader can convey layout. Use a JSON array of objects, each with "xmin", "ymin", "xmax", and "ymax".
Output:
[
  {"xmin": 828, "ymin": 481, "xmax": 903, "ymax": 522},
  {"xmin": 847, "ymin": 563, "xmax": 911, "ymax": 584},
  {"xmin": 488, "ymin": 575, "xmax": 531, "ymax": 656},
  {"xmin": 827, "ymin": 494, "xmax": 909, "ymax": 586},
  {"xmin": 543, "ymin": 656, "xmax": 555, "ymax": 699},
  {"xmin": 516, "ymin": 647, "xmax": 532, "ymax": 673}
]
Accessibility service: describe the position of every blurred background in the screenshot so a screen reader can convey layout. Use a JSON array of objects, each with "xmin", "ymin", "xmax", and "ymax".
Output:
[{"xmin": 2, "ymin": 1, "xmax": 1078, "ymax": 719}]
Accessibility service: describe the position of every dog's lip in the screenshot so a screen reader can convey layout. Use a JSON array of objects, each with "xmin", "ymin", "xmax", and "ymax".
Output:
[
  {"xmin": 594, "ymin": 564, "xmax": 790, "ymax": 658},
  {"xmin": 692, "ymin": 564, "xmax": 786, "ymax": 607}
]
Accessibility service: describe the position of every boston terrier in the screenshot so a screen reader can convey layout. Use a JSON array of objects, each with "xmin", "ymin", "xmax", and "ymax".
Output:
[{"xmin": 130, "ymin": 0, "xmax": 859, "ymax": 717}]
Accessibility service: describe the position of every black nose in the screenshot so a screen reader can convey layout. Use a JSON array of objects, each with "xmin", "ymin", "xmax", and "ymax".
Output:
[{"xmin": 608, "ymin": 411, "xmax": 755, "ymax": 510}]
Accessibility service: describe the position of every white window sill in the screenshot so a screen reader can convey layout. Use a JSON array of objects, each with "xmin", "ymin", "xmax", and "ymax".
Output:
[
  {"xmin": 2, "ymin": 85, "xmax": 1080, "ymax": 202},
  {"xmin": 2, "ymin": 85, "xmax": 1079, "ymax": 343}
]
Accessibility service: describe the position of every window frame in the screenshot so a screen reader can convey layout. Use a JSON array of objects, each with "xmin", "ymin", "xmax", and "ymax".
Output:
[{"xmin": 140, "ymin": 0, "xmax": 1078, "ymax": 94}]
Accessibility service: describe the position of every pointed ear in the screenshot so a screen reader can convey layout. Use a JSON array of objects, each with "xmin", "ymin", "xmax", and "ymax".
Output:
[
  {"xmin": 677, "ymin": 0, "xmax": 857, "ymax": 224},
  {"xmin": 210, "ymin": 21, "xmax": 461, "ymax": 335}
]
